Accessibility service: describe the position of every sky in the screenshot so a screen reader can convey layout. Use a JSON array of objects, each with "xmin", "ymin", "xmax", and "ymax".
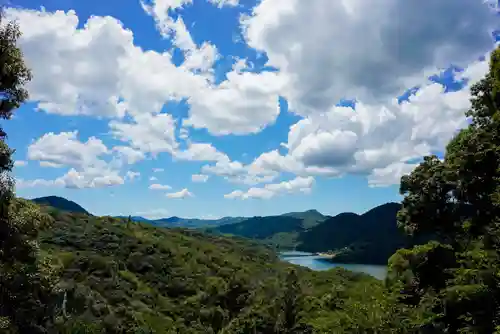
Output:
[{"xmin": 4, "ymin": 0, "xmax": 500, "ymax": 219}]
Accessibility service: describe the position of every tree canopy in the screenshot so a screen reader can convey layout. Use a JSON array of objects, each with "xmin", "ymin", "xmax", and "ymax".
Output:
[{"xmin": 389, "ymin": 46, "xmax": 500, "ymax": 333}]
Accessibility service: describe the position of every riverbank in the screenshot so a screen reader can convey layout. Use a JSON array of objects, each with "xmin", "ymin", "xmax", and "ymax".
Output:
[{"xmin": 316, "ymin": 252, "xmax": 337, "ymax": 259}]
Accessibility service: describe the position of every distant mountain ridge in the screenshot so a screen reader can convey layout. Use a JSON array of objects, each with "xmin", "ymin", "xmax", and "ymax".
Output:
[
  {"xmin": 111, "ymin": 214, "xmax": 248, "ymax": 229},
  {"xmin": 297, "ymin": 202, "xmax": 407, "ymax": 264},
  {"xmin": 29, "ymin": 195, "xmax": 407, "ymax": 264},
  {"xmin": 211, "ymin": 202, "xmax": 410, "ymax": 265},
  {"xmin": 215, "ymin": 216, "xmax": 305, "ymax": 239},
  {"xmin": 30, "ymin": 195, "xmax": 328, "ymax": 230},
  {"xmin": 211, "ymin": 210, "xmax": 329, "ymax": 248},
  {"xmin": 280, "ymin": 209, "xmax": 328, "ymax": 228},
  {"xmin": 31, "ymin": 196, "xmax": 90, "ymax": 215}
]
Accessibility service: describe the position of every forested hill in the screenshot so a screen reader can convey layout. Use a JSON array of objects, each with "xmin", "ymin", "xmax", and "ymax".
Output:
[
  {"xmin": 210, "ymin": 210, "xmax": 329, "ymax": 249},
  {"xmin": 210, "ymin": 202, "xmax": 409, "ymax": 264},
  {"xmin": 30, "ymin": 195, "xmax": 407, "ymax": 264},
  {"xmin": 297, "ymin": 202, "xmax": 409, "ymax": 264},
  {"xmin": 115, "ymin": 215, "xmax": 247, "ymax": 228},
  {"xmin": 4, "ymin": 198, "xmax": 406, "ymax": 332},
  {"xmin": 31, "ymin": 196, "xmax": 90, "ymax": 215},
  {"xmin": 214, "ymin": 215, "xmax": 306, "ymax": 239},
  {"xmin": 280, "ymin": 209, "xmax": 328, "ymax": 228}
]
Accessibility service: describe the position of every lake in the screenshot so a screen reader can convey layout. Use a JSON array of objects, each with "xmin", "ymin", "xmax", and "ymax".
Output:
[{"xmin": 279, "ymin": 251, "xmax": 387, "ymax": 280}]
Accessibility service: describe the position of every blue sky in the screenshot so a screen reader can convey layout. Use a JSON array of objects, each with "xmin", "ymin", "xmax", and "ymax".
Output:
[{"xmin": 5, "ymin": 0, "xmax": 500, "ymax": 218}]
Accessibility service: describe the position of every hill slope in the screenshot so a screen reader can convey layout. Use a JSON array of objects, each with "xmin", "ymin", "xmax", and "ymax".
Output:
[
  {"xmin": 213, "ymin": 216, "xmax": 304, "ymax": 244},
  {"xmin": 31, "ymin": 196, "xmax": 90, "ymax": 215},
  {"xmin": 211, "ymin": 210, "xmax": 329, "ymax": 248},
  {"xmin": 280, "ymin": 209, "xmax": 327, "ymax": 228},
  {"xmin": 211, "ymin": 203, "xmax": 409, "ymax": 265},
  {"xmin": 297, "ymin": 203, "xmax": 408, "ymax": 264},
  {"xmin": 3, "ymin": 199, "xmax": 405, "ymax": 333},
  {"xmin": 151, "ymin": 216, "xmax": 246, "ymax": 228},
  {"xmin": 114, "ymin": 215, "xmax": 247, "ymax": 228}
]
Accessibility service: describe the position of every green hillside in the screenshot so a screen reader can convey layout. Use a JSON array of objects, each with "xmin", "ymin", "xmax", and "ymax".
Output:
[
  {"xmin": 280, "ymin": 209, "xmax": 327, "ymax": 228},
  {"xmin": 151, "ymin": 216, "xmax": 247, "ymax": 229},
  {"xmin": 1, "ymin": 198, "xmax": 407, "ymax": 333},
  {"xmin": 297, "ymin": 203, "xmax": 409, "ymax": 264},
  {"xmin": 215, "ymin": 215, "xmax": 305, "ymax": 239},
  {"xmin": 211, "ymin": 203, "xmax": 410, "ymax": 264},
  {"xmin": 31, "ymin": 196, "xmax": 90, "ymax": 215}
]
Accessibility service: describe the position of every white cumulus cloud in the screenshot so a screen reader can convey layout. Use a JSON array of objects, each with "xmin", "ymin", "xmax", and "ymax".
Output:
[{"xmin": 242, "ymin": 0, "xmax": 498, "ymax": 114}]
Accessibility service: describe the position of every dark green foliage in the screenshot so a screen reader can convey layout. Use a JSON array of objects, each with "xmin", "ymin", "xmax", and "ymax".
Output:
[
  {"xmin": 388, "ymin": 47, "xmax": 500, "ymax": 333},
  {"xmin": 0, "ymin": 10, "xmax": 32, "ymax": 134},
  {"xmin": 0, "ymin": 200, "xmax": 56, "ymax": 333},
  {"xmin": 31, "ymin": 196, "xmax": 90, "ymax": 215},
  {"xmin": 0, "ymin": 12, "xmax": 50, "ymax": 333}
]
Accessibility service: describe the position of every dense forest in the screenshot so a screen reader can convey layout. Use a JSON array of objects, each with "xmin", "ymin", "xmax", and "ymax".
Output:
[
  {"xmin": 1, "ymin": 202, "xmax": 409, "ymax": 333},
  {"xmin": 3, "ymin": 11, "xmax": 500, "ymax": 333},
  {"xmin": 34, "ymin": 196, "xmax": 410, "ymax": 265}
]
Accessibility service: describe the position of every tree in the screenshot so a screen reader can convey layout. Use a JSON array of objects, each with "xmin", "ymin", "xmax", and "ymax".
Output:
[
  {"xmin": 389, "ymin": 46, "xmax": 500, "ymax": 333},
  {"xmin": 0, "ymin": 10, "xmax": 53, "ymax": 333},
  {"xmin": 0, "ymin": 8, "xmax": 31, "ymax": 197},
  {"xmin": 0, "ymin": 10, "xmax": 31, "ymax": 126},
  {"xmin": 274, "ymin": 269, "xmax": 312, "ymax": 334}
]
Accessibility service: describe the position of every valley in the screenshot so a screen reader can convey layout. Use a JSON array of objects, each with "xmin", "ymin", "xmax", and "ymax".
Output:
[{"xmin": 30, "ymin": 196, "xmax": 408, "ymax": 266}]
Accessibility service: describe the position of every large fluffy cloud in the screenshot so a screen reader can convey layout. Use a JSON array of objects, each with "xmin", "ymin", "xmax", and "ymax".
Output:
[
  {"xmin": 109, "ymin": 113, "xmax": 178, "ymax": 155},
  {"xmin": 8, "ymin": 1, "xmax": 500, "ymax": 195},
  {"xmin": 27, "ymin": 131, "xmax": 108, "ymax": 168},
  {"xmin": 216, "ymin": 56, "xmax": 490, "ymax": 187},
  {"xmin": 7, "ymin": 7, "xmax": 284, "ymax": 135},
  {"xmin": 174, "ymin": 143, "xmax": 229, "ymax": 162},
  {"xmin": 16, "ymin": 167, "xmax": 125, "ymax": 189},
  {"xmin": 6, "ymin": 10, "xmax": 132, "ymax": 118},
  {"xmin": 21, "ymin": 131, "xmax": 126, "ymax": 189},
  {"xmin": 242, "ymin": 0, "xmax": 498, "ymax": 114}
]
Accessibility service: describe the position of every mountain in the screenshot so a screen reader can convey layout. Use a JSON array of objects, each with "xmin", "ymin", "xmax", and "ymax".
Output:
[
  {"xmin": 150, "ymin": 216, "xmax": 247, "ymax": 228},
  {"xmin": 111, "ymin": 215, "xmax": 246, "ymax": 228},
  {"xmin": 297, "ymin": 203, "xmax": 408, "ymax": 264},
  {"xmin": 32, "ymin": 197, "xmax": 406, "ymax": 264},
  {"xmin": 280, "ymin": 209, "xmax": 327, "ymax": 228},
  {"xmin": 215, "ymin": 216, "xmax": 306, "ymax": 240},
  {"xmin": 281, "ymin": 209, "xmax": 325, "ymax": 220},
  {"xmin": 210, "ymin": 210, "xmax": 331, "ymax": 249},
  {"xmin": 210, "ymin": 203, "xmax": 410, "ymax": 265},
  {"xmin": 159, "ymin": 216, "xmax": 182, "ymax": 223},
  {"xmin": 31, "ymin": 196, "xmax": 90, "ymax": 215},
  {"xmin": 115, "ymin": 215, "xmax": 151, "ymax": 222}
]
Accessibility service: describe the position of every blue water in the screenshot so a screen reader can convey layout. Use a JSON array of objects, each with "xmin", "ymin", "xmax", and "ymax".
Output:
[{"xmin": 279, "ymin": 251, "xmax": 387, "ymax": 280}]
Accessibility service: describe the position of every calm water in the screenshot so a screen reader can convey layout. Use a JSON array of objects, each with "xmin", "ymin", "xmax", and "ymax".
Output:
[{"xmin": 279, "ymin": 251, "xmax": 387, "ymax": 280}]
